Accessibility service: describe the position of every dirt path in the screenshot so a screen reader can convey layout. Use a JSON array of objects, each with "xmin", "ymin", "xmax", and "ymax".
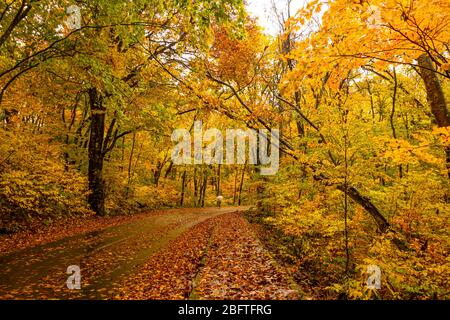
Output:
[
  {"xmin": 0, "ymin": 207, "xmax": 297, "ymax": 300},
  {"xmin": 0, "ymin": 207, "xmax": 244, "ymax": 299}
]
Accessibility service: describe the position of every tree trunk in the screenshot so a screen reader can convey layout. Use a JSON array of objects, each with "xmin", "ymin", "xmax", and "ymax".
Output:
[
  {"xmin": 193, "ymin": 166, "xmax": 199, "ymax": 206},
  {"xmin": 233, "ymin": 168, "xmax": 238, "ymax": 204},
  {"xmin": 120, "ymin": 136, "xmax": 125, "ymax": 172},
  {"xmin": 180, "ymin": 170, "xmax": 187, "ymax": 206},
  {"xmin": 217, "ymin": 164, "xmax": 221, "ymax": 196},
  {"xmin": 417, "ymin": 54, "xmax": 450, "ymax": 178},
  {"xmin": 390, "ymin": 67, "xmax": 403, "ymax": 178},
  {"xmin": 164, "ymin": 161, "xmax": 174, "ymax": 179},
  {"xmin": 337, "ymin": 184, "xmax": 390, "ymax": 232},
  {"xmin": 255, "ymin": 136, "xmax": 265, "ymax": 210},
  {"xmin": 87, "ymin": 88, "xmax": 106, "ymax": 216},
  {"xmin": 201, "ymin": 172, "xmax": 207, "ymax": 207},
  {"xmin": 238, "ymin": 164, "xmax": 246, "ymax": 206},
  {"xmin": 126, "ymin": 132, "xmax": 136, "ymax": 196},
  {"xmin": 313, "ymin": 172, "xmax": 390, "ymax": 232},
  {"xmin": 154, "ymin": 160, "xmax": 163, "ymax": 186}
]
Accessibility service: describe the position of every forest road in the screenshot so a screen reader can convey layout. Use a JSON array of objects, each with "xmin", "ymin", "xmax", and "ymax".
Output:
[{"xmin": 0, "ymin": 206, "xmax": 249, "ymax": 299}]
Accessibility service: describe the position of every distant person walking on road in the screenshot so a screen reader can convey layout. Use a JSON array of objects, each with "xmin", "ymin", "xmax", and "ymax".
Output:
[{"xmin": 216, "ymin": 194, "xmax": 223, "ymax": 209}]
